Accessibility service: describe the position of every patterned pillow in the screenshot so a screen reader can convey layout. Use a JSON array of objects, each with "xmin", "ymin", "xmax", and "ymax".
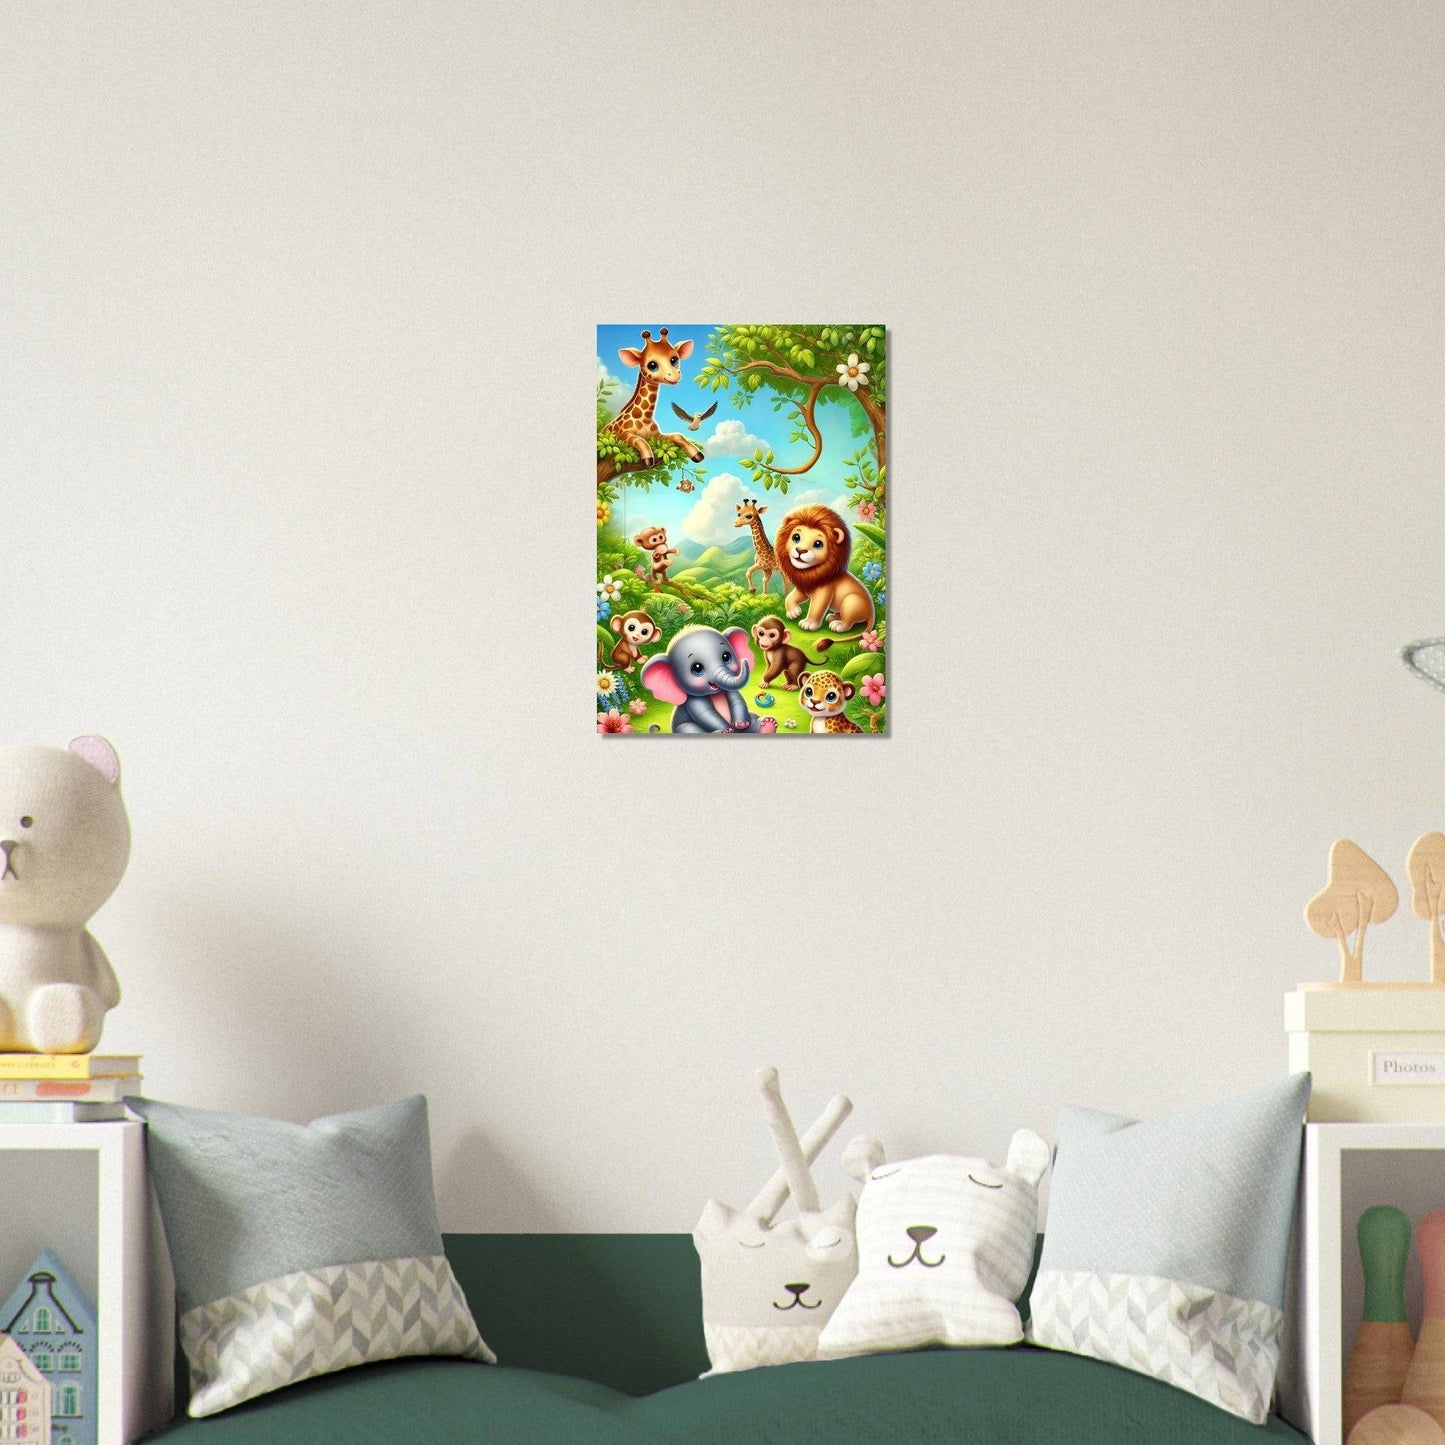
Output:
[
  {"xmin": 127, "ymin": 1094, "xmax": 492, "ymax": 1416},
  {"xmin": 816, "ymin": 1131, "xmax": 1051, "ymax": 1359},
  {"xmin": 1026, "ymin": 1074, "xmax": 1310, "ymax": 1424}
]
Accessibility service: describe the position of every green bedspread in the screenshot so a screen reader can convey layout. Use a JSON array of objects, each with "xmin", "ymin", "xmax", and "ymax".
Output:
[{"xmin": 144, "ymin": 1233, "xmax": 1311, "ymax": 1443}]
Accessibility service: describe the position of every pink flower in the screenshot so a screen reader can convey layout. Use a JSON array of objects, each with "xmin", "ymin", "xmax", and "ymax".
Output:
[
  {"xmin": 677, "ymin": 602, "xmax": 690, "ymax": 613},
  {"xmin": 857, "ymin": 500, "xmax": 877, "ymax": 521},
  {"xmin": 635, "ymin": 565, "xmax": 647, "ymax": 577},
  {"xmin": 597, "ymin": 709, "xmax": 633, "ymax": 734},
  {"xmin": 859, "ymin": 673, "xmax": 886, "ymax": 706},
  {"xmin": 859, "ymin": 629, "xmax": 881, "ymax": 651},
  {"xmin": 628, "ymin": 699, "xmax": 647, "ymax": 716}
]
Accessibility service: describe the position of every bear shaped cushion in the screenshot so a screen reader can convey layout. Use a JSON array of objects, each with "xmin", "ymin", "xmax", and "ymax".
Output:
[
  {"xmin": 816, "ymin": 1130, "xmax": 1050, "ymax": 1359},
  {"xmin": 0, "ymin": 738, "xmax": 129, "ymax": 1052}
]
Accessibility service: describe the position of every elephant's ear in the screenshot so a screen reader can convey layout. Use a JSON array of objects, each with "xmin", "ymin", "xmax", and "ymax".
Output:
[
  {"xmin": 642, "ymin": 656, "xmax": 686, "ymax": 705},
  {"xmin": 725, "ymin": 628, "xmax": 754, "ymax": 674}
]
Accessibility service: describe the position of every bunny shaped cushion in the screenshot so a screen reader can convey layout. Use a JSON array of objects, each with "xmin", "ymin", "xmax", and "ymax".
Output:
[
  {"xmin": 817, "ymin": 1129, "xmax": 1050, "ymax": 1359},
  {"xmin": 0, "ymin": 738, "xmax": 129, "ymax": 1052},
  {"xmin": 693, "ymin": 1068, "xmax": 884, "ymax": 1374}
]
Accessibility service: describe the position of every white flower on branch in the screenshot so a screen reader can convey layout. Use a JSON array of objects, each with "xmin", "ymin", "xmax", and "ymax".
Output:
[{"xmin": 835, "ymin": 353, "xmax": 871, "ymax": 391}]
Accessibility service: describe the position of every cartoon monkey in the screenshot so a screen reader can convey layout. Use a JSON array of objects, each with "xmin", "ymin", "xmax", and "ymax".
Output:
[
  {"xmin": 798, "ymin": 671, "xmax": 863, "ymax": 734},
  {"xmin": 606, "ymin": 609, "xmax": 661, "ymax": 672},
  {"xmin": 634, "ymin": 525, "xmax": 679, "ymax": 591},
  {"xmin": 751, "ymin": 616, "xmax": 809, "ymax": 690}
]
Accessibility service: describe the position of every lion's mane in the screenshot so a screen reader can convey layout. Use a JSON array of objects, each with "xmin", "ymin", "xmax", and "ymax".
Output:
[{"xmin": 775, "ymin": 505, "xmax": 852, "ymax": 593}]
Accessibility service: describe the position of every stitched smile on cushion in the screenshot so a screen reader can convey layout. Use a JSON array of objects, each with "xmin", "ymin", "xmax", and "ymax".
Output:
[
  {"xmin": 888, "ymin": 1225, "xmax": 945, "ymax": 1269},
  {"xmin": 773, "ymin": 1283, "xmax": 821, "ymax": 1310},
  {"xmin": 968, "ymin": 1174, "xmax": 1003, "ymax": 1189}
]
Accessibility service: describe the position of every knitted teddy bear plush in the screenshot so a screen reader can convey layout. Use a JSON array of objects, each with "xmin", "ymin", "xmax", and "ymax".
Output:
[
  {"xmin": 0, "ymin": 738, "xmax": 129, "ymax": 1053},
  {"xmin": 817, "ymin": 1129, "xmax": 1051, "ymax": 1360}
]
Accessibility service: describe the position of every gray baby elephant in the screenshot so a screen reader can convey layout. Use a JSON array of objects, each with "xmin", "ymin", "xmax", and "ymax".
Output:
[{"xmin": 641, "ymin": 625, "xmax": 774, "ymax": 734}]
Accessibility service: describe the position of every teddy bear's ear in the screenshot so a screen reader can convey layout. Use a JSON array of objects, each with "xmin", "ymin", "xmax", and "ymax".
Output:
[
  {"xmin": 841, "ymin": 1134, "xmax": 886, "ymax": 1182},
  {"xmin": 69, "ymin": 735, "xmax": 121, "ymax": 785},
  {"xmin": 1005, "ymin": 1129, "xmax": 1051, "ymax": 1188}
]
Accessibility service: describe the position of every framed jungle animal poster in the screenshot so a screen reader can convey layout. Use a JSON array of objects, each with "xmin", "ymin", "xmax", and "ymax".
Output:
[{"xmin": 596, "ymin": 325, "xmax": 887, "ymax": 736}]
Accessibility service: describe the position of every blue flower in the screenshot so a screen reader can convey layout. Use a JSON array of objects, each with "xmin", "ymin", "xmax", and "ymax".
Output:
[
  {"xmin": 877, "ymin": 590, "xmax": 886, "ymax": 607},
  {"xmin": 597, "ymin": 600, "xmax": 612, "ymax": 623},
  {"xmin": 862, "ymin": 561, "xmax": 883, "ymax": 583}
]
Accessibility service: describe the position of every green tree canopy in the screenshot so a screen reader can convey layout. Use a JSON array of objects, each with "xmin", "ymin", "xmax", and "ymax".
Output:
[{"xmin": 693, "ymin": 326, "xmax": 887, "ymax": 505}]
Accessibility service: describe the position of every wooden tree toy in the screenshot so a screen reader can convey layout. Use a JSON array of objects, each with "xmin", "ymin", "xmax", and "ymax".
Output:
[
  {"xmin": 1403, "ymin": 1210, "xmax": 1445, "ymax": 1430},
  {"xmin": 1307, "ymin": 840, "xmax": 1399, "ymax": 985},
  {"xmin": 1349, "ymin": 1405, "xmax": 1445, "ymax": 1445},
  {"xmin": 1408, "ymin": 833, "xmax": 1445, "ymax": 985},
  {"xmin": 1346, "ymin": 1206, "xmax": 1417, "ymax": 1438}
]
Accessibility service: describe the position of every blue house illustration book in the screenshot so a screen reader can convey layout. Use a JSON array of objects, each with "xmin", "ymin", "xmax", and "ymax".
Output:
[{"xmin": 0, "ymin": 1252, "xmax": 95, "ymax": 1445}]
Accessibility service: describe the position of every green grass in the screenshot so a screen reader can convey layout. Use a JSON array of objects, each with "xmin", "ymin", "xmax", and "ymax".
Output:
[{"xmin": 598, "ymin": 628, "xmax": 886, "ymax": 735}]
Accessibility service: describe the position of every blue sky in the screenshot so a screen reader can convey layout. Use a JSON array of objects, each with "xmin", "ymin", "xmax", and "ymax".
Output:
[{"xmin": 597, "ymin": 324, "xmax": 863, "ymax": 549}]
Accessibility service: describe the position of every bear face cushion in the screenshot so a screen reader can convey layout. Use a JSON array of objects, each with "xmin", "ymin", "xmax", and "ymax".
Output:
[{"xmin": 816, "ymin": 1130, "xmax": 1050, "ymax": 1359}]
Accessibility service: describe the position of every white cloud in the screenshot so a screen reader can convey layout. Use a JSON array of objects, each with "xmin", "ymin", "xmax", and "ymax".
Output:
[
  {"xmin": 701, "ymin": 418, "xmax": 762, "ymax": 457},
  {"xmin": 682, "ymin": 473, "xmax": 746, "ymax": 548},
  {"xmin": 777, "ymin": 486, "xmax": 850, "ymax": 517}
]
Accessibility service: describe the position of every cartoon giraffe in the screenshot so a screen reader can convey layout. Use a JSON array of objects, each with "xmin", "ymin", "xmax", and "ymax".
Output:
[
  {"xmin": 605, "ymin": 329, "xmax": 706, "ymax": 466},
  {"xmin": 734, "ymin": 497, "xmax": 779, "ymax": 594}
]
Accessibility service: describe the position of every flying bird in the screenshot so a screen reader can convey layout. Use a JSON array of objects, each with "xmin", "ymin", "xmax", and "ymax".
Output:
[{"xmin": 671, "ymin": 401, "xmax": 718, "ymax": 433}]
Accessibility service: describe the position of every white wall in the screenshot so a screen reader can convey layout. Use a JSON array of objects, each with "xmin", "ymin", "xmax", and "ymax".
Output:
[{"xmin": 2, "ymin": 0, "xmax": 1442, "ymax": 1231}]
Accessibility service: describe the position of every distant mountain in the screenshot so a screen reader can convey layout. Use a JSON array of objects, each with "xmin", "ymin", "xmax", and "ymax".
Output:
[
  {"xmin": 672, "ymin": 536, "xmax": 790, "ymax": 593},
  {"xmin": 692, "ymin": 545, "xmax": 747, "ymax": 573},
  {"xmin": 674, "ymin": 535, "xmax": 753, "ymax": 567}
]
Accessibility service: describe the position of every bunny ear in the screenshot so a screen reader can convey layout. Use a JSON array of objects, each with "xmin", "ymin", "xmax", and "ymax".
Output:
[
  {"xmin": 841, "ymin": 1134, "xmax": 886, "ymax": 1181},
  {"xmin": 1005, "ymin": 1129, "xmax": 1051, "ymax": 1187},
  {"xmin": 755, "ymin": 1067, "xmax": 821, "ymax": 1216},
  {"xmin": 69, "ymin": 735, "xmax": 121, "ymax": 785},
  {"xmin": 746, "ymin": 1093, "xmax": 851, "ymax": 1223}
]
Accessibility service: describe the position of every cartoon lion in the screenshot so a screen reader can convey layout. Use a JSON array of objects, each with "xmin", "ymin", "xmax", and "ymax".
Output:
[{"xmin": 775, "ymin": 505, "xmax": 875, "ymax": 638}]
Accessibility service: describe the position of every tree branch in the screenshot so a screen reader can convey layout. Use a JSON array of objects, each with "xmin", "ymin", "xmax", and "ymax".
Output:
[
  {"xmin": 722, "ymin": 356, "xmax": 888, "ymax": 483},
  {"xmin": 597, "ymin": 453, "xmax": 664, "ymax": 489}
]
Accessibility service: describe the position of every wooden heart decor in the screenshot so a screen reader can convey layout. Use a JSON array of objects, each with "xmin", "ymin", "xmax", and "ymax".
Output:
[{"xmin": 1402, "ymin": 640, "xmax": 1445, "ymax": 694}]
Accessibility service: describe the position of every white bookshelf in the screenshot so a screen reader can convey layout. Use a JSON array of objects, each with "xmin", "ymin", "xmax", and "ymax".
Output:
[
  {"xmin": 1278, "ymin": 1122, "xmax": 1445, "ymax": 1445},
  {"xmin": 0, "ymin": 1122, "xmax": 172, "ymax": 1445}
]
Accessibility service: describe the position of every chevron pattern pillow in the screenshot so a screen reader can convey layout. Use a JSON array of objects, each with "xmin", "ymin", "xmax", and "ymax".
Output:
[
  {"xmin": 1025, "ymin": 1074, "xmax": 1310, "ymax": 1424},
  {"xmin": 128, "ymin": 1094, "xmax": 492, "ymax": 1417}
]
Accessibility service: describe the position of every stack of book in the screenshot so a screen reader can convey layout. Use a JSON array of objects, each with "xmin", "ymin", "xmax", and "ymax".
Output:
[{"xmin": 0, "ymin": 1053, "xmax": 141, "ymax": 1123}]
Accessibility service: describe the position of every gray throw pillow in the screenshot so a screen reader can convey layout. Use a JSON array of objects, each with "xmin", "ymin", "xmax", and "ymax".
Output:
[
  {"xmin": 127, "ymin": 1094, "xmax": 492, "ymax": 1416},
  {"xmin": 1026, "ymin": 1074, "xmax": 1309, "ymax": 1424}
]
